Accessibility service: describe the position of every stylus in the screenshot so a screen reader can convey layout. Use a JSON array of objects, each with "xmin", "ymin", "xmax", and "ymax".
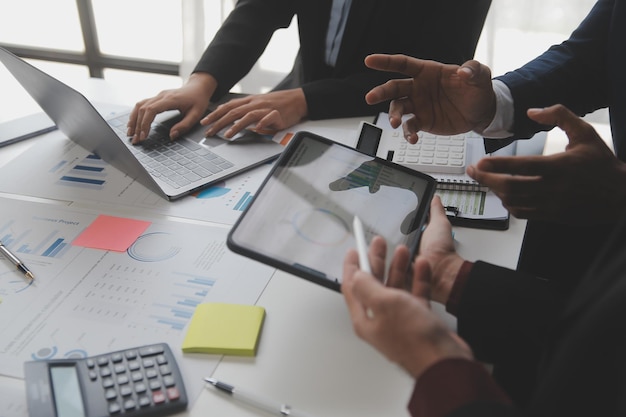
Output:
[
  {"xmin": 352, "ymin": 216, "xmax": 372, "ymax": 274},
  {"xmin": 204, "ymin": 377, "xmax": 317, "ymax": 417}
]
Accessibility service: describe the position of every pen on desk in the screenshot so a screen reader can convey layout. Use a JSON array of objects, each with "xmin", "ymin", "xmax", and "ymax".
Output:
[
  {"xmin": 0, "ymin": 241, "xmax": 34, "ymax": 280},
  {"xmin": 352, "ymin": 216, "xmax": 371, "ymax": 274},
  {"xmin": 204, "ymin": 377, "xmax": 316, "ymax": 417}
]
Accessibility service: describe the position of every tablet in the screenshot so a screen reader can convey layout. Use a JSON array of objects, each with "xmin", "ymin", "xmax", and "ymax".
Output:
[{"xmin": 227, "ymin": 131, "xmax": 437, "ymax": 292}]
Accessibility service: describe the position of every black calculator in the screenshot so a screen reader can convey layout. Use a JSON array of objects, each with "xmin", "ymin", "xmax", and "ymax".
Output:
[{"xmin": 24, "ymin": 343, "xmax": 188, "ymax": 417}]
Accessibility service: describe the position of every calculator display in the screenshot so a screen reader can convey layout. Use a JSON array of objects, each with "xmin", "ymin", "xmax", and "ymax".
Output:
[{"xmin": 50, "ymin": 365, "xmax": 86, "ymax": 417}]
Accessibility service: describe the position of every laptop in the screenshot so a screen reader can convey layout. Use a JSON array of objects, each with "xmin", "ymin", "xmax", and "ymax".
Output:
[{"xmin": 0, "ymin": 46, "xmax": 284, "ymax": 200}]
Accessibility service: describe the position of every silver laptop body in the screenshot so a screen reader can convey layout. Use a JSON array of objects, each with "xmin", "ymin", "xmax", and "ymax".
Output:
[{"xmin": 0, "ymin": 46, "xmax": 283, "ymax": 200}]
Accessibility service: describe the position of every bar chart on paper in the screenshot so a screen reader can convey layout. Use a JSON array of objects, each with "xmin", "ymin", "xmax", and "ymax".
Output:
[
  {"xmin": 191, "ymin": 164, "xmax": 270, "ymax": 215},
  {"xmin": 71, "ymin": 261, "xmax": 217, "ymax": 333},
  {"xmin": 55, "ymin": 153, "xmax": 108, "ymax": 190},
  {"xmin": 0, "ymin": 197, "xmax": 275, "ymax": 388},
  {"xmin": 0, "ymin": 221, "xmax": 72, "ymax": 259}
]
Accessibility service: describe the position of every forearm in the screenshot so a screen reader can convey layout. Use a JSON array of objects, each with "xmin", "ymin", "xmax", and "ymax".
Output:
[
  {"xmin": 193, "ymin": 0, "xmax": 294, "ymax": 100},
  {"xmin": 302, "ymin": 71, "xmax": 400, "ymax": 120},
  {"xmin": 455, "ymin": 261, "xmax": 565, "ymax": 362},
  {"xmin": 408, "ymin": 358, "xmax": 515, "ymax": 417},
  {"xmin": 496, "ymin": 0, "xmax": 612, "ymax": 139}
]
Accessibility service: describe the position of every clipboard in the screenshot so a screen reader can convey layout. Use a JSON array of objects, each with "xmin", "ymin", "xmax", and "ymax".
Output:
[
  {"xmin": 365, "ymin": 114, "xmax": 510, "ymax": 230},
  {"xmin": 227, "ymin": 131, "xmax": 437, "ymax": 292},
  {"xmin": 444, "ymin": 204, "xmax": 510, "ymax": 230}
]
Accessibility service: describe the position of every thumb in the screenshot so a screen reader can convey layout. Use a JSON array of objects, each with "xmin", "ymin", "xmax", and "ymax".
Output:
[
  {"xmin": 457, "ymin": 60, "xmax": 492, "ymax": 87},
  {"xmin": 527, "ymin": 104, "xmax": 599, "ymax": 148},
  {"xmin": 411, "ymin": 257, "xmax": 432, "ymax": 303},
  {"xmin": 171, "ymin": 110, "xmax": 204, "ymax": 139}
]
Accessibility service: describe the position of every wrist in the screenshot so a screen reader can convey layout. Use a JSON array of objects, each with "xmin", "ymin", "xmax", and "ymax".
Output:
[
  {"xmin": 293, "ymin": 88, "xmax": 308, "ymax": 120},
  {"xmin": 476, "ymin": 80, "xmax": 513, "ymax": 138},
  {"xmin": 187, "ymin": 72, "xmax": 218, "ymax": 99},
  {"xmin": 431, "ymin": 254, "xmax": 465, "ymax": 304},
  {"xmin": 403, "ymin": 335, "xmax": 473, "ymax": 379}
]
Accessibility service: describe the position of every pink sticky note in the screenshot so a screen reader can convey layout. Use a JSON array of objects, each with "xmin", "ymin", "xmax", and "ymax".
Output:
[{"xmin": 73, "ymin": 215, "xmax": 151, "ymax": 252}]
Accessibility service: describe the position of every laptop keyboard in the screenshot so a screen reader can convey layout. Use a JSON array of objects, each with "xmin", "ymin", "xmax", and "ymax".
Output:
[
  {"xmin": 384, "ymin": 130, "xmax": 476, "ymax": 174},
  {"xmin": 108, "ymin": 115, "xmax": 234, "ymax": 189}
]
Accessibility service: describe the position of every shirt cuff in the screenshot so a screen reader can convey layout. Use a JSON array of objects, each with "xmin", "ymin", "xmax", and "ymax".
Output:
[
  {"xmin": 446, "ymin": 260, "xmax": 474, "ymax": 317},
  {"xmin": 475, "ymin": 80, "xmax": 514, "ymax": 139},
  {"xmin": 408, "ymin": 358, "xmax": 512, "ymax": 417}
]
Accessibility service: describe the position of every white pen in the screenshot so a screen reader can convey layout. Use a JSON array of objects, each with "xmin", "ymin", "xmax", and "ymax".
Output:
[
  {"xmin": 204, "ymin": 377, "xmax": 316, "ymax": 417},
  {"xmin": 352, "ymin": 216, "xmax": 371, "ymax": 274}
]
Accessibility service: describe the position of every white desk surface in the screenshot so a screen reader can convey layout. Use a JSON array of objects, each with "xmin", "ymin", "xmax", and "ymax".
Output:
[{"xmin": 0, "ymin": 72, "xmax": 527, "ymax": 417}]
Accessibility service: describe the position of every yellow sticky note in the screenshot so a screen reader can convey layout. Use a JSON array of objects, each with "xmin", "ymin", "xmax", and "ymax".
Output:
[{"xmin": 182, "ymin": 303, "xmax": 265, "ymax": 356}]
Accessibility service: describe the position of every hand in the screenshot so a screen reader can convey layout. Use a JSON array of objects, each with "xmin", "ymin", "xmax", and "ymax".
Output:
[
  {"xmin": 364, "ymin": 54, "xmax": 496, "ymax": 144},
  {"xmin": 417, "ymin": 196, "xmax": 465, "ymax": 304},
  {"xmin": 342, "ymin": 237, "xmax": 472, "ymax": 379},
  {"xmin": 128, "ymin": 72, "xmax": 217, "ymax": 144},
  {"xmin": 201, "ymin": 88, "xmax": 308, "ymax": 139},
  {"xmin": 467, "ymin": 104, "xmax": 626, "ymax": 224}
]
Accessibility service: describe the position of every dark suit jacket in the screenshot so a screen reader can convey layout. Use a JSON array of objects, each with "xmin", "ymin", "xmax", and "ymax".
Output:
[
  {"xmin": 486, "ymin": 0, "xmax": 626, "ymax": 317},
  {"xmin": 441, "ymin": 214, "xmax": 626, "ymax": 416},
  {"xmin": 193, "ymin": 0, "xmax": 491, "ymax": 120}
]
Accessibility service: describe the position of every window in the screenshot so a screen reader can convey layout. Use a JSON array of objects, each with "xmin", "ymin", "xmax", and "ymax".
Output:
[
  {"xmin": 0, "ymin": 0, "xmax": 604, "ymax": 118},
  {"xmin": 0, "ymin": 0, "xmax": 182, "ymax": 81}
]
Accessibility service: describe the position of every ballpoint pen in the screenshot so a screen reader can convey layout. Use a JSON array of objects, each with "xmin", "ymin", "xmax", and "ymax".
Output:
[
  {"xmin": 0, "ymin": 241, "xmax": 34, "ymax": 280},
  {"xmin": 352, "ymin": 216, "xmax": 371, "ymax": 274},
  {"xmin": 204, "ymin": 377, "xmax": 316, "ymax": 417}
]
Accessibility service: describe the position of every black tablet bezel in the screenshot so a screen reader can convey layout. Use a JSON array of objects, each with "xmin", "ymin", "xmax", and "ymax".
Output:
[{"xmin": 226, "ymin": 131, "xmax": 437, "ymax": 292}]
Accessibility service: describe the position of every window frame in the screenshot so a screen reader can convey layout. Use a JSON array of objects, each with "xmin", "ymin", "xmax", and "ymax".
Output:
[{"xmin": 0, "ymin": 0, "xmax": 179, "ymax": 78}]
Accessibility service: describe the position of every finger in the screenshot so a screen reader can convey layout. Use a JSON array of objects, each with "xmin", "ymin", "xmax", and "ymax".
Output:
[
  {"xmin": 202, "ymin": 99, "xmax": 249, "ymax": 134},
  {"xmin": 168, "ymin": 109, "xmax": 205, "ymax": 140},
  {"xmin": 342, "ymin": 250, "xmax": 383, "ymax": 324},
  {"xmin": 350, "ymin": 271, "xmax": 385, "ymax": 316},
  {"xmin": 429, "ymin": 195, "xmax": 451, "ymax": 226},
  {"xmin": 471, "ymin": 155, "xmax": 560, "ymax": 177},
  {"xmin": 128, "ymin": 100, "xmax": 148, "ymax": 136},
  {"xmin": 341, "ymin": 249, "xmax": 366, "ymax": 319},
  {"xmin": 255, "ymin": 110, "xmax": 283, "ymax": 132},
  {"xmin": 204, "ymin": 111, "xmax": 245, "ymax": 138},
  {"xmin": 456, "ymin": 60, "xmax": 492, "ymax": 87},
  {"xmin": 387, "ymin": 95, "xmax": 415, "ymax": 127},
  {"xmin": 411, "ymin": 257, "xmax": 432, "ymax": 301},
  {"xmin": 369, "ymin": 236, "xmax": 388, "ymax": 281},
  {"xmin": 225, "ymin": 110, "xmax": 268, "ymax": 138},
  {"xmin": 468, "ymin": 165, "xmax": 544, "ymax": 196},
  {"xmin": 366, "ymin": 78, "xmax": 416, "ymax": 105},
  {"xmin": 385, "ymin": 245, "xmax": 411, "ymax": 289},
  {"xmin": 342, "ymin": 249, "xmax": 360, "ymax": 290},
  {"xmin": 527, "ymin": 104, "xmax": 603, "ymax": 148},
  {"xmin": 402, "ymin": 117, "xmax": 421, "ymax": 144},
  {"xmin": 132, "ymin": 103, "xmax": 161, "ymax": 144},
  {"xmin": 504, "ymin": 205, "xmax": 537, "ymax": 220},
  {"xmin": 364, "ymin": 54, "xmax": 425, "ymax": 78}
]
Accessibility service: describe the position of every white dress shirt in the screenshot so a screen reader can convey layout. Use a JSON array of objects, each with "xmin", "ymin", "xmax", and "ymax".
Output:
[
  {"xmin": 325, "ymin": 0, "xmax": 353, "ymax": 67},
  {"xmin": 480, "ymin": 80, "xmax": 515, "ymax": 139}
]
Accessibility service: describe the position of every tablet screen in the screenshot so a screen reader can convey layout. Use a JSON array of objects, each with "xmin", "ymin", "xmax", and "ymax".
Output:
[{"xmin": 227, "ymin": 131, "xmax": 436, "ymax": 291}]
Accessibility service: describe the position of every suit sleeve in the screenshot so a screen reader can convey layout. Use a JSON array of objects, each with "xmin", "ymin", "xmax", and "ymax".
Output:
[
  {"xmin": 408, "ymin": 358, "xmax": 519, "ymax": 417},
  {"xmin": 193, "ymin": 0, "xmax": 296, "ymax": 100},
  {"xmin": 495, "ymin": 0, "xmax": 612, "ymax": 139},
  {"xmin": 456, "ymin": 261, "xmax": 565, "ymax": 364}
]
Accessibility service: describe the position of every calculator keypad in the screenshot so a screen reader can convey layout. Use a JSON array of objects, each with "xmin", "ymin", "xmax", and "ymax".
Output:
[{"xmin": 85, "ymin": 343, "xmax": 185, "ymax": 415}]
